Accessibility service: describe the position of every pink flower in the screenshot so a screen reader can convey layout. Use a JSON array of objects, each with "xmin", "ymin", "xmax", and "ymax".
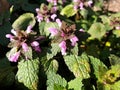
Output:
[
  {"xmin": 56, "ymin": 18, "xmax": 62, "ymax": 27},
  {"xmin": 51, "ymin": 14, "xmax": 57, "ymax": 21},
  {"xmin": 70, "ymin": 36, "xmax": 78, "ymax": 46},
  {"xmin": 74, "ymin": 5, "xmax": 78, "ymax": 10},
  {"xmin": 26, "ymin": 25, "xmax": 32, "ymax": 33},
  {"xmin": 79, "ymin": 2, "xmax": 84, "ymax": 10},
  {"xmin": 31, "ymin": 41, "xmax": 39, "ymax": 47},
  {"xmin": 116, "ymin": 26, "xmax": 120, "ymax": 30},
  {"xmin": 59, "ymin": 41, "xmax": 67, "ymax": 55},
  {"xmin": 87, "ymin": 1, "xmax": 93, "ymax": 7},
  {"xmin": 31, "ymin": 41, "xmax": 41, "ymax": 52},
  {"xmin": 11, "ymin": 29, "xmax": 17, "ymax": 36},
  {"xmin": 22, "ymin": 42, "xmax": 28, "ymax": 52},
  {"xmin": 79, "ymin": 28, "xmax": 85, "ymax": 32},
  {"xmin": 73, "ymin": 0, "xmax": 79, "ymax": 2},
  {"xmin": 9, "ymin": 51, "xmax": 20, "ymax": 62},
  {"xmin": 6, "ymin": 34, "xmax": 14, "ymax": 41},
  {"xmin": 51, "ymin": 6, "xmax": 57, "ymax": 13},
  {"xmin": 36, "ymin": 8, "xmax": 40, "ymax": 12},
  {"xmin": 36, "ymin": 14, "xmax": 43, "ymax": 22},
  {"xmin": 49, "ymin": 28, "xmax": 58, "ymax": 36}
]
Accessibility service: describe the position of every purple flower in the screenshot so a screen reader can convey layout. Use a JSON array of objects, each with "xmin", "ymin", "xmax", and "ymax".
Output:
[
  {"xmin": 51, "ymin": 6, "xmax": 57, "ymax": 13},
  {"xmin": 11, "ymin": 29, "xmax": 17, "ymax": 36},
  {"xmin": 59, "ymin": 41, "xmax": 67, "ymax": 55},
  {"xmin": 6, "ymin": 25, "xmax": 44, "ymax": 62},
  {"xmin": 22, "ymin": 42, "xmax": 28, "ymax": 52},
  {"xmin": 36, "ymin": 14, "xmax": 43, "ymax": 22},
  {"xmin": 87, "ymin": 1, "xmax": 93, "ymax": 7},
  {"xmin": 6, "ymin": 34, "xmax": 14, "ymax": 41},
  {"xmin": 9, "ymin": 51, "xmax": 20, "ymax": 62},
  {"xmin": 47, "ymin": 0, "xmax": 58, "ymax": 5},
  {"xmin": 74, "ymin": 5, "xmax": 78, "ymax": 10},
  {"xmin": 31, "ymin": 41, "xmax": 39, "ymax": 47},
  {"xmin": 36, "ymin": 8, "xmax": 40, "ymax": 12},
  {"xmin": 73, "ymin": 0, "xmax": 79, "ymax": 2},
  {"xmin": 79, "ymin": 2, "xmax": 84, "ymax": 10},
  {"xmin": 70, "ymin": 36, "xmax": 79, "ymax": 46},
  {"xmin": 26, "ymin": 25, "xmax": 32, "ymax": 34},
  {"xmin": 116, "ymin": 26, "xmax": 120, "ymax": 30},
  {"xmin": 31, "ymin": 41, "xmax": 41, "ymax": 52},
  {"xmin": 56, "ymin": 18, "xmax": 62, "ymax": 27},
  {"xmin": 49, "ymin": 28, "xmax": 58, "ymax": 36},
  {"xmin": 79, "ymin": 28, "xmax": 85, "ymax": 32},
  {"xmin": 51, "ymin": 14, "xmax": 57, "ymax": 21}
]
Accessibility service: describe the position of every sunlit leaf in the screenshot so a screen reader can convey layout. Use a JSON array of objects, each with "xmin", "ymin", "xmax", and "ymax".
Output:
[
  {"xmin": 89, "ymin": 56, "xmax": 108, "ymax": 79},
  {"xmin": 47, "ymin": 43, "xmax": 60, "ymax": 60},
  {"xmin": 64, "ymin": 53, "xmax": 90, "ymax": 78},
  {"xmin": 12, "ymin": 13, "xmax": 36, "ymax": 30},
  {"xmin": 97, "ymin": 65, "xmax": 120, "ymax": 90},
  {"xmin": 88, "ymin": 23, "xmax": 106, "ymax": 40},
  {"xmin": 47, "ymin": 72, "xmax": 67, "ymax": 90},
  {"xmin": 68, "ymin": 77, "xmax": 83, "ymax": 90},
  {"xmin": 39, "ymin": 22, "xmax": 59, "ymax": 37},
  {"xmin": 109, "ymin": 54, "xmax": 120, "ymax": 66},
  {"xmin": 16, "ymin": 58, "xmax": 40, "ymax": 90},
  {"xmin": 113, "ymin": 29, "xmax": 120, "ymax": 38},
  {"xmin": 60, "ymin": 4, "xmax": 77, "ymax": 17}
]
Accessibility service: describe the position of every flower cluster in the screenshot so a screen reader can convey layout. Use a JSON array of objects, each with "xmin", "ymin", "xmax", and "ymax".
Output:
[
  {"xmin": 47, "ymin": 0, "xmax": 66, "ymax": 6},
  {"xmin": 49, "ymin": 21, "xmax": 78, "ymax": 55},
  {"xmin": 36, "ymin": 3, "xmax": 58, "ymax": 23},
  {"xmin": 6, "ymin": 25, "xmax": 44, "ymax": 62},
  {"xmin": 73, "ymin": 0, "xmax": 93, "ymax": 10}
]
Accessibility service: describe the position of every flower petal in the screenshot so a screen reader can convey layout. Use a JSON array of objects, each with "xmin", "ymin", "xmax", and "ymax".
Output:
[
  {"xmin": 22, "ymin": 42, "xmax": 28, "ymax": 52},
  {"xmin": 9, "ymin": 51, "xmax": 20, "ymax": 62},
  {"xmin": 31, "ymin": 41, "xmax": 39, "ymax": 47},
  {"xmin": 11, "ymin": 29, "xmax": 17, "ymax": 36},
  {"xmin": 59, "ymin": 41, "xmax": 67, "ymax": 55},
  {"xmin": 49, "ymin": 28, "xmax": 58, "ymax": 36},
  {"xmin": 70, "ymin": 36, "xmax": 78, "ymax": 46},
  {"xmin": 33, "ymin": 46, "xmax": 41, "ymax": 52},
  {"xmin": 56, "ymin": 18, "xmax": 62, "ymax": 27},
  {"xmin": 26, "ymin": 25, "xmax": 32, "ymax": 33},
  {"xmin": 51, "ymin": 14, "xmax": 57, "ymax": 21}
]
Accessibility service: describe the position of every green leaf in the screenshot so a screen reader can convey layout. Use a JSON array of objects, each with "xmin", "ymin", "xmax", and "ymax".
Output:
[
  {"xmin": 0, "ymin": 22, "xmax": 12, "ymax": 46},
  {"xmin": 88, "ymin": 23, "xmax": 106, "ymax": 40},
  {"xmin": 60, "ymin": 4, "xmax": 77, "ymax": 17},
  {"xmin": 100, "ymin": 15, "xmax": 113, "ymax": 31},
  {"xmin": 47, "ymin": 43, "xmax": 60, "ymax": 60},
  {"xmin": 80, "ymin": 9, "xmax": 88, "ymax": 19},
  {"xmin": 97, "ymin": 65, "xmax": 120, "ymax": 90},
  {"xmin": 23, "ymin": 46, "xmax": 33, "ymax": 60},
  {"xmin": 89, "ymin": 56, "xmax": 108, "ymax": 79},
  {"xmin": 68, "ymin": 77, "xmax": 83, "ymax": 90},
  {"xmin": 64, "ymin": 53, "xmax": 90, "ymax": 78},
  {"xmin": 113, "ymin": 29, "xmax": 120, "ymax": 38},
  {"xmin": 46, "ymin": 59, "xmax": 59, "ymax": 74},
  {"xmin": 70, "ymin": 43, "xmax": 78, "ymax": 55},
  {"xmin": 40, "ymin": 22, "xmax": 59, "ymax": 37},
  {"xmin": 47, "ymin": 72, "xmax": 67, "ymax": 90},
  {"xmin": 54, "ymin": 84, "xmax": 66, "ymax": 90},
  {"xmin": 16, "ymin": 58, "xmax": 40, "ymax": 90},
  {"xmin": 12, "ymin": 13, "xmax": 36, "ymax": 30},
  {"xmin": 109, "ymin": 54, "xmax": 120, "ymax": 66}
]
